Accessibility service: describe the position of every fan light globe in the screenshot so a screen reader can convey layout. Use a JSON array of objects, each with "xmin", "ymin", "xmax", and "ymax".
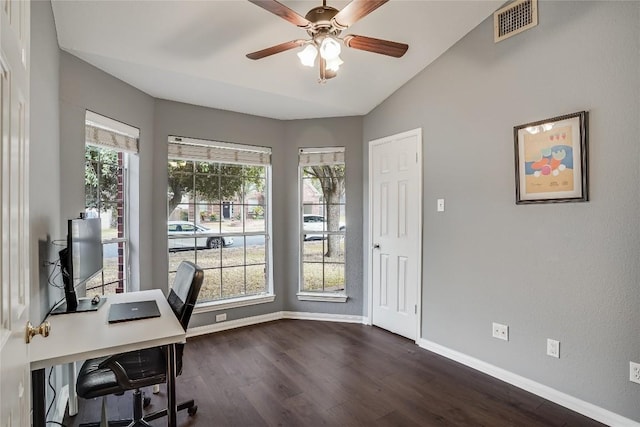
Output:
[
  {"xmin": 297, "ymin": 45, "xmax": 318, "ymax": 67},
  {"xmin": 319, "ymin": 37, "xmax": 341, "ymax": 60},
  {"xmin": 326, "ymin": 56, "xmax": 343, "ymax": 72}
]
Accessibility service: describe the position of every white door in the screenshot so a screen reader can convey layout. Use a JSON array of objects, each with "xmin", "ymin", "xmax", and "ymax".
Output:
[
  {"xmin": 0, "ymin": 0, "xmax": 31, "ymax": 425},
  {"xmin": 369, "ymin": 129, "xmax": 422, "ymax": 340}
]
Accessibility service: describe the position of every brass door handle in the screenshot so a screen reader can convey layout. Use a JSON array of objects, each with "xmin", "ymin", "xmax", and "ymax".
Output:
[{"xmin": 25, "ymin": 320, "xmax": 50, "ymax": 344}]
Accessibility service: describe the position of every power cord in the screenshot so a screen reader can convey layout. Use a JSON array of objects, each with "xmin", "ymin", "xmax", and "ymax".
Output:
[
  {"xmin": 46, "ymin": 258, "xmax": 64, "ymax": 290},
  {"xmin": 43, "ymin": 297, "xmax": 65, "ymax": 321},
  {"xmin": 45, "ymin": 367, "xmax": 56, "ymax": 420},
  {"xmin": 44, "ymin": 367, "xmax": 68, "ymax": 427},
  {"xmin": 41, "ymin": 244, "xmax": 68, "ymax": 427},
  {"xmin": 43, "ymin": 256, "xmax": 65, "ymax": 321}
]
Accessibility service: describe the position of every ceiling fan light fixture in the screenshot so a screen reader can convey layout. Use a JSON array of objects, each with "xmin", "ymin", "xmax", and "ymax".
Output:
[
  {"xmin": 319, "ymin": 37, "xmax": 341, "ymax": 60},
  {"xmin": 326, "ymin": 56, "xmax": 343, "ymax": 72},
  {"xmin": 247, "ymin": 0, "xmax": 409, "ymax": 83},
  {"xmin": 297, "ymin": 44, "xmax": 318, "ymax": 67}
]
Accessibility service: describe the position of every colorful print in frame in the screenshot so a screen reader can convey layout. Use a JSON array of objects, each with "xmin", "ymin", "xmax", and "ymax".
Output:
[{"xmin": 514, "ymin": 111, "xmax": 588, "ymax": 204}]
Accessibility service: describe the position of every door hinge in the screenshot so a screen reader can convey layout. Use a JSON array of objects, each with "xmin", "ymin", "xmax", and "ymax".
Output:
[{"xmin": 414, "ymin": 305, "xmax": 417, "ymax": 314}]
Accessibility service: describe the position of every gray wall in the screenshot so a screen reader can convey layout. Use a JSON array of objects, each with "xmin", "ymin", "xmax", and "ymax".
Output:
[
  {"xmin": 53, "ymin": 53, "xmax": 367, "ymax": 328},
  {"xmin": 363, "ymin": 1, "xmax": 640, "ymax": 421},
  {"xmin": 30, "ymin": 0, "xmax": 64, "ymax": 417},
  {"xmin": 154, "ymin": 101, "xmax": 364, "ymax": 327},
  {"xmin": 59, "ymin": 53, "xmax": 155, "ymax": 292},
  {"xmin": 30, "ymin": 0, "xmax": 61, "ymax": 320},
  {"xmin": 153, "ymin": 100, "xmax": 286, "ymax": 327},
  {"xmin": 284, "ymin": 118, "xmax": 363, "ymax": 314}
]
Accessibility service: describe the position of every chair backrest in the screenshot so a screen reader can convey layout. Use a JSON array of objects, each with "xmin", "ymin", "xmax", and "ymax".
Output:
[{"xmin": 167, "ymin": 261, "xmax": 204, "ymax": 330}]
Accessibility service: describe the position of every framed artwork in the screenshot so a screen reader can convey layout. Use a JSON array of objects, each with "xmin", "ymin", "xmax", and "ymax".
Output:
[{"xmin": 514, "ymin": 111, "xmax": 588, "ymax": 204}]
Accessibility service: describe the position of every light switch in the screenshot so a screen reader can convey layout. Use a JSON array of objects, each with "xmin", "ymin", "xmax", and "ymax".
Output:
[{"xmin": 437, "ymin": 198, "xmax": 445, "ymax": 212}]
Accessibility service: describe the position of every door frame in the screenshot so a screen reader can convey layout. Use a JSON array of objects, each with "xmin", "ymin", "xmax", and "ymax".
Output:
[{"xmin": 367, "ymin": 128, "xmax": 423, "ymax": 342}]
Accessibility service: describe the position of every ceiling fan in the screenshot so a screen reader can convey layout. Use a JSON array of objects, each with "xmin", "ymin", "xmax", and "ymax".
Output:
[{"xmin": 246, "ymin": 0, "xmax": 409, "ymax": 83}]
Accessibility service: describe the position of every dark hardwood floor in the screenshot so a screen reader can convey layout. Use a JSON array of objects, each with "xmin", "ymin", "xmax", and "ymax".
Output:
[{"xmin": 63, "ymin": 320, "xmax": 605, "ymax": 426}]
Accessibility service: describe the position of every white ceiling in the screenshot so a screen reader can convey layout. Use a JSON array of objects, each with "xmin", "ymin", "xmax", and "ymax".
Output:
[{"xmin": 51, "ymin": 0, "xmax": 501, "ymax": 120}]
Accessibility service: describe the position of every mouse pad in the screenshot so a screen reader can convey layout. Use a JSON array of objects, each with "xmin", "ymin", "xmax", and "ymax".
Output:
[{"xmin": 108, "ymin": 300, "xmax": 160, "ymax": 323}]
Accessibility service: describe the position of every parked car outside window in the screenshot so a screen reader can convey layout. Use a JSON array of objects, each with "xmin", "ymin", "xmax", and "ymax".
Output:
[
  {"xmin": 167, "ymin": 220, "xmax": 233, "ymax": 250},
  {"xmin": 302, "ymin": 214, "xmax": 345, "ymax": 240}
]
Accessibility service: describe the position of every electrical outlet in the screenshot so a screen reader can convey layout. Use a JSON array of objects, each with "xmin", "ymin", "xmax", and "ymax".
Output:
[
  {"xmin": 492, "ymin": 322, "xmax": 508, "ymax": 341},
  {"xmin": 630, "ymin": 362, "xmax": 640, "ymax": 384},
  {"xmin": 546, "ymin": 339, "xmax": 560, "ymax": 358},
  {"xmin": 215, "ymin": 313, "xmax": 227, "ymax": 322}
]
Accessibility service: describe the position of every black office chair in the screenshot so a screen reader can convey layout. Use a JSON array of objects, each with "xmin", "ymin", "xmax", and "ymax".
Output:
[{"xmin": 75, "ymin": 261, "xmax": 204, "ymax": 427}]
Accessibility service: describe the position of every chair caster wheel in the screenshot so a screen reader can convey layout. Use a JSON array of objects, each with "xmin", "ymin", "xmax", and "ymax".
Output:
[
  {"xmin": 188, "ymin": 405, "xmax": 198, "ymax": 416},
  {"xmin": 143, "ymin": 396, "xmax": 151, "ymax": 408}
]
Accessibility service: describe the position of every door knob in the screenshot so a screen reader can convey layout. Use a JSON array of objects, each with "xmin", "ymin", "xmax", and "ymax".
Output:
[
  {"xmin": 373, "ymin": 244, "xmax": 380, "ymax": 249},
  {"xmin": 25, "ymin": 320, "xmax": 50, "ymax": 344}
]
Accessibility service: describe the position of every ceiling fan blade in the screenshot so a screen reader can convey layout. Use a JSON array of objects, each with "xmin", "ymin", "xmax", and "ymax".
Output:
[
  {"xmin": 331, "ymin": 0, "xmax": 388, "ymax": 29},
  {"xmin": 246, "ymin": 40, "xmax": 306, "ymax": 60},
  {"xmin": 319, "ymin": 57, "xmax": 337, "ymax": 81},
  {"xmin": 343, "ymin": 34, "xmax": 408, "ymax": 58},
  {"xmin": 248, "ymin": 0, "xmax": 311, "ymax": 28}
]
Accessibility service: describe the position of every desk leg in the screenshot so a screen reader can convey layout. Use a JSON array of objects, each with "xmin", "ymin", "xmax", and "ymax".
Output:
[
  {"xmin": 167, "ymin": 344, "xmax": 177, "ymax": 427},
  {"xmin": 67, "ymin": 362, "xmax": 78, "ymax": 416},
  {"xmin": 31, "ymin": 368, "xmax": 45, "ymax": 427}
]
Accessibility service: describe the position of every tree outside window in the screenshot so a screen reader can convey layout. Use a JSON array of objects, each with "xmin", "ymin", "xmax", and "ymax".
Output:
[
  {"xmin": 300, "ymin": 148, "xmax": 346, "ymax": 294},
  {"xmin": 84, "ymin": 144, "xmax": 128, "ymax": 294},
  {"xmin": 167, "ymin": 139, "xmax": 271, "ymax": 304}
]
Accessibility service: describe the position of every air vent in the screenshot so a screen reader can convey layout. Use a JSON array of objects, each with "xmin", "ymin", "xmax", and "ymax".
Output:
[{"xmin": 494, "ymin": 0, "xmax": 538, "ymax": 43}]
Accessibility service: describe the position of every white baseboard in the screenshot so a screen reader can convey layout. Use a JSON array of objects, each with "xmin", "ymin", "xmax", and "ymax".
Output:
[
  {"xmin": 282, "ymin": 311, "xmax": 364, "ymax": 323},
  {"xmin": 187, "ymin": 311, "xmax": 282, "ymax": 337},
  {"xmin": 418, "ymin": 338, "xmax": 639, "ymax": 427},
  {"xmin": 178, "ymin": 314, "xmax": 638, "ymax": 426},
  {"xmin": 187, "ymin": 310, "xmax": 365, "ymax": 338}
]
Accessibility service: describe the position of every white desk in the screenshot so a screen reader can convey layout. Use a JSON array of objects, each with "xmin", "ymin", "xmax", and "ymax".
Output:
[{"xmin": 30, "ymin": 289, "xmax": 186, "ymax": 427}]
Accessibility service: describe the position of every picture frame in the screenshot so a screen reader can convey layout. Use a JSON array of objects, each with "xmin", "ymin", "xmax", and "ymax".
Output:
[{"xmin": 514, "ymin": 111, "xmax": 588, "ymax": 204}]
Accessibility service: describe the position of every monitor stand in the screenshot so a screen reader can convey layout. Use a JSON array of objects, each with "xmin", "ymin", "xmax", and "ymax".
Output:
[{"xmin": 50, "ymin": 297, "xmax": 106, "ymax": 315}]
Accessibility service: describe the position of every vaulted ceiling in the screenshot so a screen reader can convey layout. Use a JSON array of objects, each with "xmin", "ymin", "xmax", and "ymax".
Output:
[{"xmin": 51, "ymin": 1, "xmax": 501, "ymax": 120}]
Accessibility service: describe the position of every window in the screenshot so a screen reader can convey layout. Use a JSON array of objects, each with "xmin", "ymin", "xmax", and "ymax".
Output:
[
  {"xmin": 298, "ymin": 147, "xmax": 346, "ymax": 301},
  {"xmin": 84, "ymin": 111, "xmax": 138, "ymax": 295},
  {"xmin": 167, "ymin": 136, "xmax": 272, "ymax": 306}
]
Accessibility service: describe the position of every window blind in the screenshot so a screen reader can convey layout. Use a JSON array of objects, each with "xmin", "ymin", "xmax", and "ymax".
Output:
[
  {"xmin": 85, "ymin": 124, "xmax": 139, "ymax": 153},
  {"xmin": 299, "ymin": 147, "xmax": 345, "ymax": 166},
  {"xmin": 168, "ymin": 137, "xmax": 271, "ymax": 166}
]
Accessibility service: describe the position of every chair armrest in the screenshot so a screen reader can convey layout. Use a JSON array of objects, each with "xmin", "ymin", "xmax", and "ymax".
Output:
[
  {"xmin": 98, "ymin": 354, "xmax": 136, "ymax": 389},
  {"xmin": 98, "ymin": 348, "xmax": 168, "ymax": 390}
]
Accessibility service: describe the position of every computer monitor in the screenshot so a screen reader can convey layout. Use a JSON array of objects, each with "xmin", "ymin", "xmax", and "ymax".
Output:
[{"xmin": 54, "ymin": 217, "xmax": 103, "ymax": 314}]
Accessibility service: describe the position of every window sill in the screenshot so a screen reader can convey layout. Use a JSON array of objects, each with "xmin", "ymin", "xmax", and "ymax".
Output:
[
  {"xmin": 194, "ymin": 294, "xmax": 275, "ymax": 314},
  {"xmin": 296, "ymin": 292, "xmax": 348, "ymax": 303}
]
